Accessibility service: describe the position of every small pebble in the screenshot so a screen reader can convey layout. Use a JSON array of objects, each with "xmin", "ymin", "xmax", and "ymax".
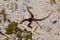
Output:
[{"xmin": 52, "ymin": 20, "xmax": 57, "ymax": 24}]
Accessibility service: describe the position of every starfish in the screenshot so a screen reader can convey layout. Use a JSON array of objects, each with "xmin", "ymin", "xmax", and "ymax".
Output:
[{"xmin": 20, "ymin": 6, "xmax": 52, "ymax": 28}]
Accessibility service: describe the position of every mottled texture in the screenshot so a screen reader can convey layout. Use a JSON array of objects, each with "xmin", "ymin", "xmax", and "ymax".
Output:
[{"xmin": 0, "ymin": 0, "xmax": 60, "ymax": 40}]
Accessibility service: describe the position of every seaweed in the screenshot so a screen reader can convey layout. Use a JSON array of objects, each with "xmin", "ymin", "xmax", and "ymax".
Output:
[
  {"xmin": 22, "ymin": 29, "xmax": 32, "ymax": 40},
  {"xmin": 5, "ymin": 21, "xmax": 32, "ymax": 40},
  {"xmin": 50, "ymin": 0, "xmax": 56, "ymax": 5},
  {"xmin": 6, "ymin": 22, "xmax": 18, "ymax": 35}
]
